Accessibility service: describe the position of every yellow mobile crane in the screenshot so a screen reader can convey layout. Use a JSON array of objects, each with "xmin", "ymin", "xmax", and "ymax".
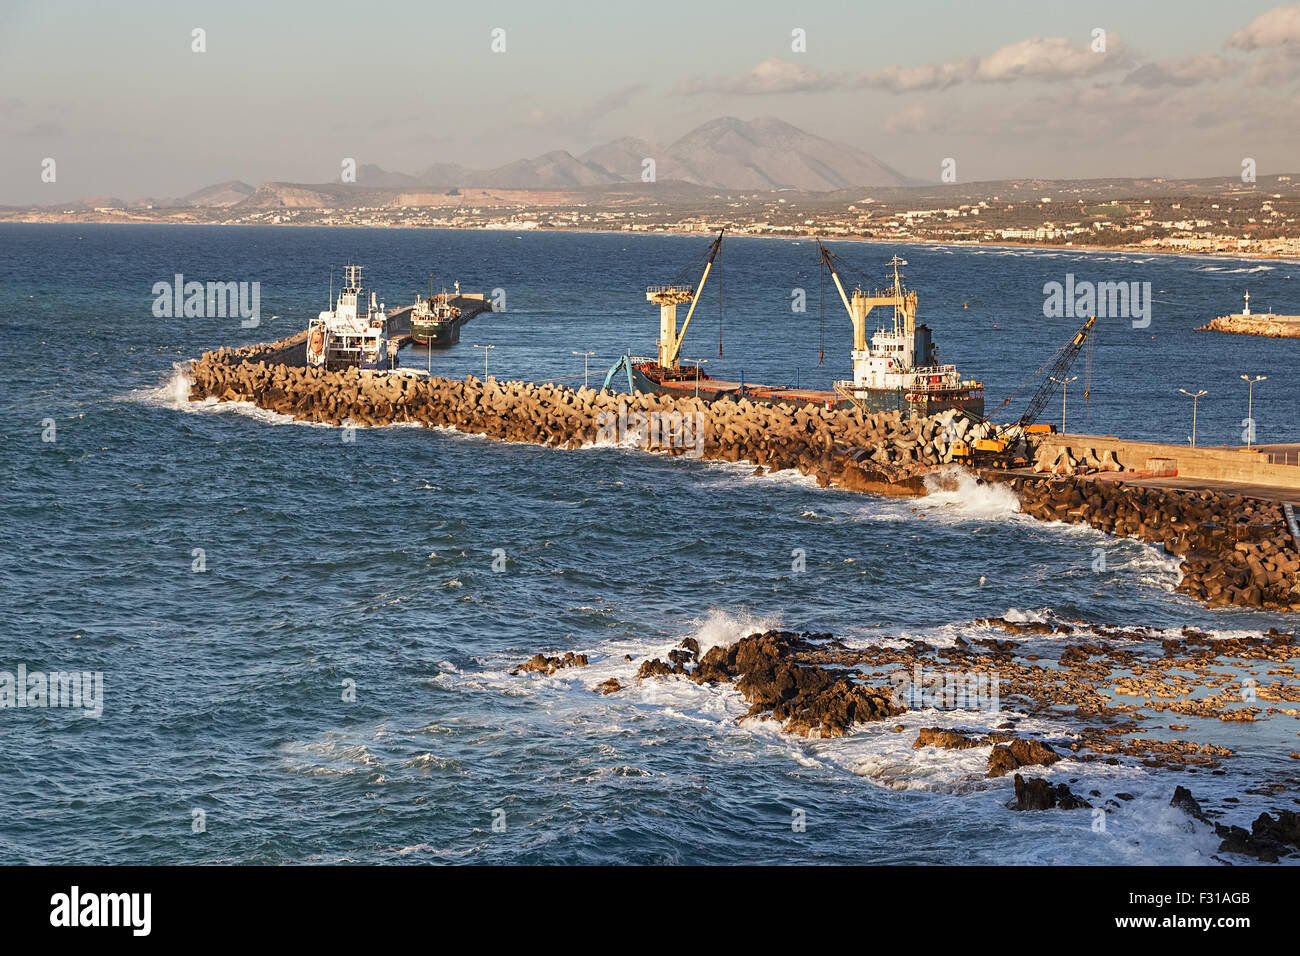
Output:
[{"xmin": 952, "ymin": 315, "xmax": 1097, "ymax": 468}]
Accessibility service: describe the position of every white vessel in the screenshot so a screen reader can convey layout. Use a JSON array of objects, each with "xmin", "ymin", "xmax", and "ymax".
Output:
[
  {"xmin": 822, "ymin": 250, "xmax": 983, "ymax": 415},
  {"xmin": 305, "ymin": 265, "xmax": 398, "ymax": 371}
]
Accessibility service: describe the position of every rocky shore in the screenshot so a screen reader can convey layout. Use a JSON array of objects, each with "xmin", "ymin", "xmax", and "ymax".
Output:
[
  {"xmin": 513, "ymin": 624, "xmax": 1300, "ymax": 862},
  {"xmin": 186, "ymin": 339, "xmax": 1300, "ymax": 612}
]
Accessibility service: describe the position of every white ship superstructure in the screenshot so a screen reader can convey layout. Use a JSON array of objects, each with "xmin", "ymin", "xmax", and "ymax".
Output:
[
  {"xmin": 840, "ymin": 257, "xmax": 957, "ymax": 391},
  {"xmin": 305, "ymin": 265, "xmax": 397, "ymax": 371}
]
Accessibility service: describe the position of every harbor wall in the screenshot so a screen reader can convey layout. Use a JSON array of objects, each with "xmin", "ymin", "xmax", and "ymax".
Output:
[
  {"xmin": 990, "ymin": 473, "xmax": 1300, "ymax": 610},
  {"xmin": 1198, "ymin": 314, "xmax": 1300, "ymax": 339},
  {"xmin": 1033, "ymin": 434, "xmax": 1300, "ymax": 488},
  {"xmin": 184, "ymin": 342, "xmax": 1300, "ymax": 612}
]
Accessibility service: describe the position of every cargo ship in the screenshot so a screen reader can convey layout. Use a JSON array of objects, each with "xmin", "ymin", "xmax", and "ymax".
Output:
[
  {"xmin": 603, "ymin": 235, "xmax": 983, "ymax": 417},
  {"xmin": 305, "ymin": 264, "xmax": 398, "ymax": 371},
  {"xmin": 410, "ymin": 291, "xmax": 464, "ymax": 347}
]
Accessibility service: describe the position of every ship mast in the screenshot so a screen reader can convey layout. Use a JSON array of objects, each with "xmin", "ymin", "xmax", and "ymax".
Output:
[{"xmin": 887, "ymin": 254, "xmax": 915, "ymax": 344}]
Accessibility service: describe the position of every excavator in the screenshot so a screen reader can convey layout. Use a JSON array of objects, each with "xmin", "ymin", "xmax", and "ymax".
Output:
[{"xmin": 951, "ymin": 315, "xmax": 1097, "ymax": 469}]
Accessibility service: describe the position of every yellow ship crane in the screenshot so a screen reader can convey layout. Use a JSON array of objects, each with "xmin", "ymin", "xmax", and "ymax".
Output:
[
  {"xmin": 816, "ymin": 241, "xmax": 917, "ymax": 353},
  {"xmin": 649, "ymin": 231, "xmax": 723, "ymax": 370}
]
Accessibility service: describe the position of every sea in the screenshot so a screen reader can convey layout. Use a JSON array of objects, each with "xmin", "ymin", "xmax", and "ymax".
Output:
[{"xmin": 2, "ymin": 223, "xmax": 1298, "ymax": 864}]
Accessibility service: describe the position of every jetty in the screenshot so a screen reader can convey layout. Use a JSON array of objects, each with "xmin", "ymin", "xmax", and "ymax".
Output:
[
  {"xmin": 185, "ymin": 332, "xmax": 1300, "ymax": 613},
  {"xmin": 1199, "ymin": 291, "xmax": 1300, "ymax": 339}
]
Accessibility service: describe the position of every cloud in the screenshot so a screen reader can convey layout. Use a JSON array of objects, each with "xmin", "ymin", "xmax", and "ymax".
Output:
[
  {"xmin": 882, "ymin": 102, "xmax": 946, "ymax": 133},
  {"xmin": 1246, "ymin": 46, "xmax": 1300, "ymax": 84},
  {"xmin": 859, "ymin": 59, "xmax": 977, "ymax": 93},
  {"xmin": 1123, "ymin": 53, "xmax": 1241, "ymax": 87},
  {"xmin": 1228, "ymin": 3, "xmax": 1300, "ymax": 50},
  {"xmin": 682, "ymin": 36, "xmax": 1129, "ymax": 98},
  {"xmin": 973, "ymin": 35, "xmax": 1129, "ymax": 82},
  {"xmin": 677, "ymin": 58, "xmax": 829, "ymax": 95},
  {"xmin": 863, "ymin": 36, "xmax": 1132, "ymax": 90}
]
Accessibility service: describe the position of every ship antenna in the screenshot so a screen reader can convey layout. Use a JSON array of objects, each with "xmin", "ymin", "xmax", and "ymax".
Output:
[{"xmin": 328, "ymin": 267, "xmax": 332, "ymax": 309}]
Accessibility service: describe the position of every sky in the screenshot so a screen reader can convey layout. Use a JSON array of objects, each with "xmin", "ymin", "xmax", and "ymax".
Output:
[{"xmin": 3, "ymin": 0, "xmax": 1300, "ymax": 203}]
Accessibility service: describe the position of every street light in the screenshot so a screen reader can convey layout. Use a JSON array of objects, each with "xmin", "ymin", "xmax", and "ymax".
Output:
[
  {"xmin": 474, "ymin": 344, "xmax": 495, "ymax": 379},
  {"xmin": 572, "ymin": 350, "xmax": 595, "ymax": 389},
  {"xmin": 684, "ymin": 358, "xmax": 707, "ymax": 395},
  {"xmin": 1049, "ymin": 375, "xmax": 1078, "ymax": 433},
  {"xmin": 1240, "ymin": 374, "xmax": 1266, "ymax": 448},
  {"xmin": 1178, "ymin": 388, "xmax": 1207, "ymax": 447}
]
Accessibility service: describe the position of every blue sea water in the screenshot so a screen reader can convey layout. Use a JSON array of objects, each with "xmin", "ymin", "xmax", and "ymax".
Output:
[{"xmin": 1, "ymin": 223, "xmax": 1298, "ymax": 865}]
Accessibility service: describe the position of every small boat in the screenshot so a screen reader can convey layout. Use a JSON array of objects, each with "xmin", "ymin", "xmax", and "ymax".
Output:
[{"xmin": 305, "ymin": 265, "xmax": 398, "ymax": 371}]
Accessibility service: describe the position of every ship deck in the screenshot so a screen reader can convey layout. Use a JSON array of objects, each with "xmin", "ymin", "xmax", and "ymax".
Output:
[{"xmin": 657, "ymin": 377, "xmax": 836, "ymax": 402}]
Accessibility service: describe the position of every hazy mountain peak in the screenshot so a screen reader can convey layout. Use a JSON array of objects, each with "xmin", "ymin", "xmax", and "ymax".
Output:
[
  {"xmin": 180, "ymin": 180, "xmax": 255, "ymax": 206},
  {"xmin": 207, "ymin": 117, "xmax": 912, "ymax": 195},
  {"xmin": 660, "ymin": 116, "xmax": 910, "ymax": 190}
]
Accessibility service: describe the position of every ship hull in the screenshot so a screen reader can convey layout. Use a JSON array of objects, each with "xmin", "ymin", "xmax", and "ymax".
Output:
[
  {"xmin": 623, "ymin": 362, "xmax": 983, "ymax": 418},
  {"xmin": 411, "ymin": 317, "xmax": 462, "ymax": 347}
]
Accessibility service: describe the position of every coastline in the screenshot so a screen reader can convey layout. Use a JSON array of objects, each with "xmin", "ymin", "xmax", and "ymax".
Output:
[{"xmin": 4, "ymin": 216, "xmax": 1299, "ymax": 266}]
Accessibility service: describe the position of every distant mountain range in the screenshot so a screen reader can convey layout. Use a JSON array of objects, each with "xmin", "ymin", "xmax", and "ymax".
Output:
[
  {"xmin": 356, "ymin": 117, "xmax": 914, "ymax": 192},
  {"xmin": 180, "ymin": 180, "xmax": 255, "ymax": 206}
]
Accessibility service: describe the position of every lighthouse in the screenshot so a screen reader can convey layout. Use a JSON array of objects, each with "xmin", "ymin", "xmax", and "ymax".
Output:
[{"xmin": 1243, "ymin": 289, "xmax": 1251, "ymax": 315}]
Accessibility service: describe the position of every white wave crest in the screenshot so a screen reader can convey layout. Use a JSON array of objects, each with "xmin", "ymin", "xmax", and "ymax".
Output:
[{"xmin": 921, "ymin": 466, "xmax": 1022, "ymax": 521}]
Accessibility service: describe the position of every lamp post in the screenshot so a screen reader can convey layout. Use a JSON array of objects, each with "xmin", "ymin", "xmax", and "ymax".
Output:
[
  {"xmin": 572, "ymin": 350, "xmax": 595, "ymax": 389},
  {"xmin": 1049, "ymin": 375, "xmax": 1078, "ymax": 433},
  {"xmin": 1178, "ymin": 388, "xmax": 1207, "ymax": 447},
  {"xmin": 474, "ymin": 344, "xmax": 495, "ymax": 379},
  {"xmin": 685, "ymin": 358, "xmax": 707, "ymax": 395},
  {"xmin": 1240, "ymin": 374, "xmax": 1266, "ymax": 448}
]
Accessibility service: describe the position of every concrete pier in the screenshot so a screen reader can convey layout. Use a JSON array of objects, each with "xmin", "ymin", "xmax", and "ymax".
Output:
[{"xmin": 1028, "ymin": 433, "xmax": 1300, "ymax": 505}]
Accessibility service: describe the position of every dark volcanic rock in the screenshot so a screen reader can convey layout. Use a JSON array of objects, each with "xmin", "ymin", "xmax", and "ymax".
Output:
[
  {"xmin": 1010, "ymin": 774, "xmax": 1092, "ymax": 811},
  {"xmin": 987, "ymin": 738, "xmax": 1061, "ymax": 778},
  {"xmin": 1170, "ymin": 785, "xmax": 1210, "ymax": 823},
  {"xmin": 913, "ymin": 727, "xmax": 986, "ymax": 750},
  {"xmin": 988, "ymin": 747, "xmax": 1020, "ymax": 778},
  {"xmin": 511, "ymin": 651, "xmax": 588, "ymax": 676},
  {"xmin": 683, "ymin": 630, "xmax": 906, "ymax": 738},
  {"xmin": 1214, "ymin": 810, "xmax": 1300, "ymax": 862},
  {"xmin": 636, "ymin": 658, "xmax": 674, "ymax": 678}
]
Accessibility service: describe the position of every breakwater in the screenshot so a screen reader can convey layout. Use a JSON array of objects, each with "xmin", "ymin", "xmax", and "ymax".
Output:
[
  {"xmin": 996, "ymin": 475, "xmax": 1300, "ymax": 610},
  {"xmin": 1198, "ymin": 314, "xmax": 1300, "ymax": 339},
  {"xmin": 1030, "ymin": 433, "xmax": 1300, "ymax": 487},
  {"xmin": 186, "ymin": 338, "xmax": 1300, "ymax": 612},
  {"xmin": 187, "ymin": 336, "xmax": 995, "ymax": 494}
]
